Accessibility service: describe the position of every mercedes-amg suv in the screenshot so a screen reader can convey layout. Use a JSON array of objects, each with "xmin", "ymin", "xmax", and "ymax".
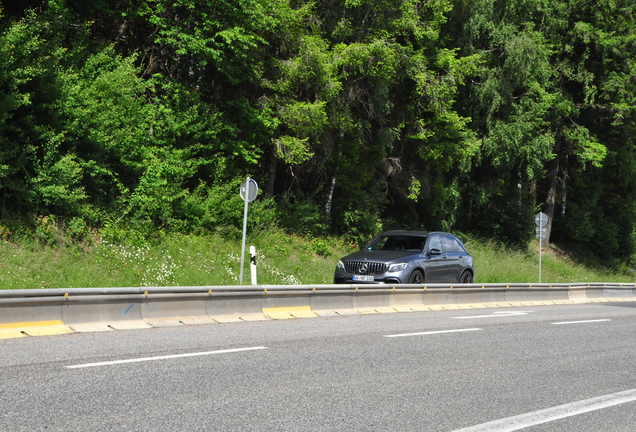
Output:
[{"xmin": 333, "ymin": 230, "xmax": 474, "ymax": 284}]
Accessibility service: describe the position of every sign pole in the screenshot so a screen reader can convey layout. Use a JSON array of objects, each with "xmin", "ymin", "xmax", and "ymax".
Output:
[
  {"xmin": 238, "ymin": 177, "xmax": 258, "ymax": 285},
  {"xmin": 535, "ymin": 212, "xmax": 548, "ymax": 284},
  {"xmin": 539, "ymin": 234, "xmax": 542, "ymax": 283},
  {"xmin": 239, "ymin": 178, "xmax": 250, "ymax": 285}
]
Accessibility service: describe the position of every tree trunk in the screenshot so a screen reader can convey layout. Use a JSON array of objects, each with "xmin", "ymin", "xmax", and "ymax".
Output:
[
  {"xmin": 544, "ymin": 153, "xmax": 560, "ymax": 245},
  {"xmin": 325, "ymin": 177, "xmax": 336, "ymax": 215},
  {"xmin": 265, "ymin": 152, "xmax": 277, "ymax": 196}
]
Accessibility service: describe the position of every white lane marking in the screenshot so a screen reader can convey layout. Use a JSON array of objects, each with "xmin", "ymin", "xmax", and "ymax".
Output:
[
  {"xmin": 452, "ymin": 388, "xmax": 636, "ymax": 431},
  {"xmin": 65, "ymin": 346, "xmax": 268, "ymax": 369},
  {"xmin": 552, "ymin": 319, "xmax": 612, "ymax": 325},
  {"xmin": 383, "ymin": 328, "xmax": 482, "ymax": 338},
  {"xmin": 453, "ymin": 311, "xmax": 530, "ymax": 319}
]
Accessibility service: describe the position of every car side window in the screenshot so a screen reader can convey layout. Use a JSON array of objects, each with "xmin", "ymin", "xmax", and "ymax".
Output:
[
  {"xmin": 452, "ymin": 238, "xmax": 466, "ymax": 253},
  {"xmin": 428, "ymin": 236, "xmax": 442, "ymax": 252},
  {"xmin": 441, "ymin": 236, "xmax": 455, "ymax": 253}
]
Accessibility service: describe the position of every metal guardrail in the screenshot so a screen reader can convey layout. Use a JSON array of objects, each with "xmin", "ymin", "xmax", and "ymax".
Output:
[
  {"xmin": 1, "ymin": 283, "xmax": 634, "ymax": 338},
  {"xmin": 3, "ymin": 282, "xmax": 634, "ymax": 297}
]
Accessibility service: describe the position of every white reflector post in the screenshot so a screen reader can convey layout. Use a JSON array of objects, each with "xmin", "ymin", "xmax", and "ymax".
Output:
[{"xmin": 250, "ymin": 246, "xmax": 257, "ymax": 285}]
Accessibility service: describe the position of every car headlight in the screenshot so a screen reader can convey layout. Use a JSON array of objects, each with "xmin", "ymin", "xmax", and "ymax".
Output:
[
  {"xmin": 388, "ymin": 263, "xmax": 408, "ymax": 272},
  {"xmin": 336, "ymin": 260, "xmax": 345, "ymax": 270}
]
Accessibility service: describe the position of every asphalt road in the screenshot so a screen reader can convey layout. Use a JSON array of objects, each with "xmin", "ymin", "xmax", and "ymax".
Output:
[{"xmin": 2, "ymin": 302, "xmax": 636, "ymax": 431}]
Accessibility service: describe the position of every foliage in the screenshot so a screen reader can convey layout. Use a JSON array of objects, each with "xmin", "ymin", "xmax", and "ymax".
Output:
[{"xmin": 1, "ymin": 0, "xmax": 636, "ymax": 267}]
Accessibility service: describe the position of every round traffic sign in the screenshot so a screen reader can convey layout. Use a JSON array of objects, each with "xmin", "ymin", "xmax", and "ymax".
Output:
[
  {"xmin": 535, "ymin": 212, "xmax": 548, "ymax": 228},
  {"xmin": 240, "ymin": 178, "xmax": 258, "ymax": 202}
]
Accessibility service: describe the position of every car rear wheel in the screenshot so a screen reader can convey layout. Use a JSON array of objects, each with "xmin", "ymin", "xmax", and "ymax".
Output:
[
  {"xmin": 409, "ymin": 270, "xmax": 424, "ymax": 284},
  {"xmin": 459, "ymin": 270, "xmax": 473, "ymax": 283}
]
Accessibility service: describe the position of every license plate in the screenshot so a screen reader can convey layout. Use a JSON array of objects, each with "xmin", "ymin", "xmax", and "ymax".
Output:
[{"xmin": 352, "ymin": 275, "xmax": 374, "ymax": 282}]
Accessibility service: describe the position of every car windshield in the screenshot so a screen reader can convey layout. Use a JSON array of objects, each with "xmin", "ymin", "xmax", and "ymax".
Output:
[{"xmin": 367, "ymin": 235, "xmax": 427, "ymax": 252}]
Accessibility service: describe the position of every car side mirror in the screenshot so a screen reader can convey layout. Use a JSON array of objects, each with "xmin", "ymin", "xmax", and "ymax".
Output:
[{"xmin": 429, "ymin": 248, "xmax": 442, "ymax": 255}]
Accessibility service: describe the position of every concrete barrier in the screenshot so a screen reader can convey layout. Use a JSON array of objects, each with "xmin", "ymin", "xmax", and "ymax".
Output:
[
  {"xmin": 1, "ymin": 283, "xmax": 634, "ymax": 339},
  {"xmin": 309, "ymin": 291, "xmax": 356, "ymax": 316},
  {"xmin": 585, "ymin": 286, "xmax": 605, "ymax": 299},
  {"xmin": 62, "ymin": 295, "xmax": 150, "ymax": 332},
  {"xmin": 207, "ymin": 294, "xmax": 267, "ymax": 322},
  {"xmin": 602, "ymin": 284, "xmax": 634, "ymax": 299},
  {"xmin": 476, "ymin": 284, "xmax": 508, "ymax": 305},
  {"xmin": 505, "ymin": 286, "xmax": 532, "ymax": 302},
  {"xmin": 352, "ymin": 287, "xmax": 393, "ymax": 313},
  {"xmin": 389, "ymin": 288, "xmax": 427, "ymax": 312},
  {"xmin": 568, "ymin": 286, "xmax": 588, "ymax": 302},
  {"xmin": 261, "ymin": 286, "xmax": 316, "ymax": 319},
  {"xmin": 423, "ymin": 287, "xmax": 456, "ymax": 307},
  {"xmin": 499, "ymin": 284, "xmax": 569, "ymax": 304},
  {"xmin": 449, "ymin": 287, "xmax": 483, "ymax": 305},
  {"xmin": 0, "ymin": 295, "xmax": 71, "ymax": 338},
  {"xmin": 142, "ymin": 293, "xmax": 215, "ymax": 327}
]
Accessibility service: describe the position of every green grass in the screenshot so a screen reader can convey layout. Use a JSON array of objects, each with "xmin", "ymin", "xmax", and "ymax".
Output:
[
  {"xmin": 465, "ymin": 236, "xmax": 634, "ymax": 284},
  {"xmin": 0, "ymin": 230, "xmax": 356, "ymax": 289},
  {"xmin": 0, "ymin": 229, "xmax": 633, "ymax": 290}
]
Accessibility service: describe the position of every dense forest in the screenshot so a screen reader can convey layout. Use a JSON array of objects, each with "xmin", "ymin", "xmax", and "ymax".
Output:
[{"xmin": 1, "ymin": 0, "xmax": 635, "ymax": 263}]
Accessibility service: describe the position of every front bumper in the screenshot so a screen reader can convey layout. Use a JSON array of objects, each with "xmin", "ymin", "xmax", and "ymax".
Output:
[{"xmin": 333, "ymin": 271, "xmax": 405, "ymax": 284}]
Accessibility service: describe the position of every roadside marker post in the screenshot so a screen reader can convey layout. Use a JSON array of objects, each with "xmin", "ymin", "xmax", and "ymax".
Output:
[{"xmin": 250, "ymin": 245, "xmax": 258, "ymax": 285}]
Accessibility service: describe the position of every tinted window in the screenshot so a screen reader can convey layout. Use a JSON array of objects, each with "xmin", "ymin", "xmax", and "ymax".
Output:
[{"xmin": 369, "ymin": 235, "xmax": 426, "ymax": 251}]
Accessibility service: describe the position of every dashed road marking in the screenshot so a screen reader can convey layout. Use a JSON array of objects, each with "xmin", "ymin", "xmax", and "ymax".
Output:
[
  {"xmin": 65, "ymin": 346, "xmax": 267, "ymax": 369},
  {"xmin": 383, "ymin": 328, "xmax": 482, "ymax": 338},
  {"xmin": 453, "ymin": 311, "xmax": 531, "ymax": 319},
  {"xmin": 552, "ymin": 319, "xmax": 612, "ymax": 325},
  {"xmin": 452, "ymin": 388, "xmax": 636, "ymax": 431}
]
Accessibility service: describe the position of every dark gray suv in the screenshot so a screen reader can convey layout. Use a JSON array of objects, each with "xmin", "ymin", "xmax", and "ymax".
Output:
[{"xmin": 333, "ymin": 230, "xmax": 474, "ymax": 284}]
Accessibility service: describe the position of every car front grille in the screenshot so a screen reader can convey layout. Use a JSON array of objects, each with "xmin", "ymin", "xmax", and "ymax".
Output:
[{"xmin": 345, "ymin": 261, "xmax": 388, "ymax": 275}]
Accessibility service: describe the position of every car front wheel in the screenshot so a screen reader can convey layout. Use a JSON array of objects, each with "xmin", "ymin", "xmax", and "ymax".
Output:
[
  {"xmin": 409, "ymin": 270, "xmax": 424, "ymax": 284},
  {"xmin": 459, "ymin": 270, "xmax": 473, "ymax": 283}
]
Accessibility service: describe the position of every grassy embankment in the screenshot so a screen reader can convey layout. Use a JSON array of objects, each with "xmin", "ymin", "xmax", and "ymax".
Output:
[{"xmin": 0, "ymin": 230, "xmax": 633, "ymax": 290}]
